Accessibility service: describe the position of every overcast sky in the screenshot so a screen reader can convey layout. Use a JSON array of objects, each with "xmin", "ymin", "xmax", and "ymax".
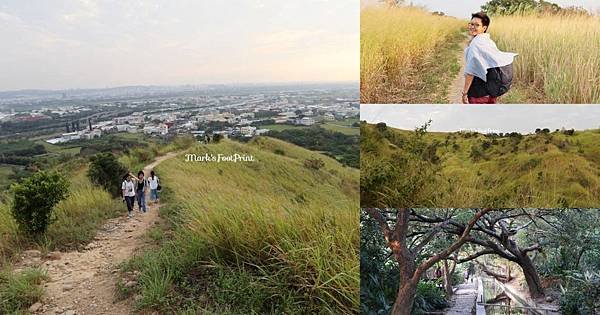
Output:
[
  {"xmin": 404, "ymin": 0, "xmax": 600, "ymax": 18},
  {"xmin": 0, "ymin": 0, "xmax": 358, "ymax": 91},
  {"xmin": 361, "ymin": 105, "xmax": 600, "ymax": 134}
]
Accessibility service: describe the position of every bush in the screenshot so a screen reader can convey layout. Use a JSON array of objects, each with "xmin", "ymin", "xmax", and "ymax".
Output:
[
  {"xmin": 412, "ymin": 281, "xmax": 449, "ymax": 314},
  {"xmin": 10, "ymin": 171, "xmax": 69, "ymax": 236},
  {"xmin": 304, "ymin": 158, "xmax": 325, "ymax": 170},
  {"xmin": 88, "ymin": 153, "xmax": 128, "ymax": 197},
  {"xmin": 560, "ymin": 291, "xmax": 592, "ymax": 315}
]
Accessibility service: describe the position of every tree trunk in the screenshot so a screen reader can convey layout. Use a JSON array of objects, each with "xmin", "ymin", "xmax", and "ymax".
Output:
[
  {"xmin": 392, "ymin": 281, "xmax": 418, "ymax": 315},
  {"xmin": 517, "ymin": 254, "xmax": 544, "ymax": 298},
  {"xmin": 443, "ymin": 260, "xmax": 453, "ymax": 297}
]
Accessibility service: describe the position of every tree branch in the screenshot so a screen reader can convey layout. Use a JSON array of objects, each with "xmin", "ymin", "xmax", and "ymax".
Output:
[{"xmin": 411, "ymin": 208, "xmax": 493, "ymax": 284}]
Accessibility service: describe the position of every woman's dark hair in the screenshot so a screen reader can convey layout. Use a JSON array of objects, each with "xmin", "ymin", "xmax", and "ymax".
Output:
[
  {"xmin": 472, "ymin": 12, "xmax": 490, "ymax": 32},
  {"xmin": 150, "ymin": 170, "xmax": 155, "ymax": 179},
  {"xmin": 138, "ymin": 170, "xmax": 145, "ymax": 177},
  {"xmin": 123, "ymin": 173, "xmax": 130, "ymax": 181}
]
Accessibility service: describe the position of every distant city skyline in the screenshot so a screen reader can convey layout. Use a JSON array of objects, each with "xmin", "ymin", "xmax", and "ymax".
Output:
[
  {"xmin": 0, "ymin": 1, "xmax": 358, "ymax": 91},
  {"xmin": 361, "ymin": 105, "xmax": 600, "ymax": 134}
]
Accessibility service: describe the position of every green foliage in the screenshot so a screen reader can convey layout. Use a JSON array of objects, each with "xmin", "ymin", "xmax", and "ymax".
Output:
[
  {"xmin": 360, "ymin": 211, "xmax": 398, "ymax": 314},
  {"xmin": 412, "ymin": 281, "xmax": 449, "ymax": 314},
  {"xmin": 0, "ymin": 267, "xmax": 48, "ymax": 313},
  {"xmin": 361, "ymin": 121, "xmax": 440, "ymax": 207},
  {"xmin": 266, "ymin": 126, "xmax": 359, "ymax": 168},
  {"xmin": 0, "ymin": 140, "xmax": 46, "ymax": 157},
  {"xmin": 10, "ymin": 171, "xmax": 69, "ymax": 235},
  {"xmin": 482, "ymin": 0, "xmax": 560, "ymax": 15},
  {"xmin": 558, "ymin": 271, "xmax": 600, "ymax": 314},
  {"xmin": 362, "ymin": 123, "xmax": 600, "ymax": 207},
  {"xmin": 88, "ymin": 153, "xmax": 128, "ymax": 198}
]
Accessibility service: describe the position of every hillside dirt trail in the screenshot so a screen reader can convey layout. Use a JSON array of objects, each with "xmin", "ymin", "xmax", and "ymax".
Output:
[
  {"xmin": 16, "ymin": 152, "xmax": 178, "ymax": 315},
  {"xmin": 448, "ymin": 37, "xmax": 470, "ymax": 104}
]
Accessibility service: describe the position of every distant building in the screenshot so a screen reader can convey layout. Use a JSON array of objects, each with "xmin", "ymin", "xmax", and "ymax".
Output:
[
  {"xmin": 240, "ymin": 126, "xmax": 256, "ymax": 137},
  {"xmin": 295, "ymin": 117, "xmax": 315, "ymax": 126},
  {"xmin": 113, "ymin": 115, "xmax": 144, "ymax": 125}
]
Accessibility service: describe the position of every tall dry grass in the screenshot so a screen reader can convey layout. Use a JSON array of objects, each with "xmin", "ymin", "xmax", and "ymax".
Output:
[
  {"xmin": 492, "ymin": 14, "xmax": 600, "ymax": 103},
  {"xmin": 361, "ymin": 6, "xmax": 465, "ymax": 103},
  {"xmin": 128, "ymin": 138, "xmax": 359, "ymax": 313}
]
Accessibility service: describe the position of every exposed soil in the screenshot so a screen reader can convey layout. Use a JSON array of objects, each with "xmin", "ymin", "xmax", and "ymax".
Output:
[
  {"xmin": 16, "ymin": 152, "xmax": 178, "ymax": 315},
  {"xmin": 448, "ymin": 38, "xmax": 470, "ymax": 104}
]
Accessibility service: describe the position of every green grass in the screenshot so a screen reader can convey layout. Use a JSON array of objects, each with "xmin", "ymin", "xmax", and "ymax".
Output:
[
  {"xmin": 259, "ymin": 124, "xmax": 307, "ymax": 132},
  {"xmin": 321, "ymin": 119, "xmax": 360, "ymax": 136},
  {"xmin": 362, "ymin": 123, "xmax": 600, "ymax": 208},
  {"xmin": 0, "ymin": 267, "xmax": 48, "ymax": 314},
  {"xmin": 122, "ymin": 137, "xmax": 359, "ymax": 314},
  {"xmin": 263, "ymin": 120, "xmax": 359, "ymax": 136}
]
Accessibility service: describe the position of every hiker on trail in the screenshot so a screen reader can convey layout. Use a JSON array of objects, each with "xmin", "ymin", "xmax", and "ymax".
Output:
[
  {"xmin": 135, "ymin": 170, "xmax": 148, "ymax": 213},
  {"xmin": 464, "ymin": 269, "xmax": 470, "ymax": 282},
  {"xmin": 148, "ymin": 170, "xmax": 160, "ymax": 203},
  {"xmin": 435, "ymin": 267, "xmax": 442, "ymax": 279},
  {"xmin": 462, "ymin": 12, "xmax": 518, "ymax": 104},
  {"xmin": 121, "ymin": 173, "xmax": 136, "ymax": 218}
]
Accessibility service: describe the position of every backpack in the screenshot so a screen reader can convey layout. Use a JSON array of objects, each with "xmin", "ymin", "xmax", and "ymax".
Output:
[{"xmin": 486, "ymin": 63, "xmax": 514, "ymax": 97}]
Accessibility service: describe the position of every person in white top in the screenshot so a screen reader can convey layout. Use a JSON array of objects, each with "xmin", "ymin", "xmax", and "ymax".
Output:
[
  {"xmin": 121, "ymin": 173, "xmax": 136, "ymax": 218},
  {"xmin": 462, "ymin": 12, "xmax": 517, "ymax": 104},
  {"xmin": 148, "ymin": 170, "xmax": 160, "ymax": 203}
]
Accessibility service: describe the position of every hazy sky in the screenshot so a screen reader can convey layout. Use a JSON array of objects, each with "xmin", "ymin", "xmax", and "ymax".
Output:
[
  {"xmin": 406, "ymin": 0, "xmax": 600, "ymax": 18},
  {"xmin": 0, "ymin": 0, "xmax": 358, "ymax": 91},
  {"xmin": 361, "ymin": 105, "xmax": 600, "ymax": 134}
]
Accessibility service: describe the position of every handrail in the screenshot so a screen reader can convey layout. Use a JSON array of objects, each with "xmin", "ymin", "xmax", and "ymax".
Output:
[{"xmin": 476, "ymin": 302, "xmax": 559, "ymax": 312}]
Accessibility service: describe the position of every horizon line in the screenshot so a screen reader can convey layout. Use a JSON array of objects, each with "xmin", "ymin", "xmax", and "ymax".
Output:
[{"xmin": 0, "ymin": 80, "xmax": 359, "ymax": 94}]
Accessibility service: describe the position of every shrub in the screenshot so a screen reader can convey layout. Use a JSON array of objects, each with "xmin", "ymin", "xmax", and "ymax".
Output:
[
  {"xmin": 10, "ymin": 171, "xmax": 69, "ymax": 236},
  {"xmin": 560, "ymin": 291, "xmax": 591, "ymax": 315},
  {"xmin": 88, "ymin": 153, "xmax": 128, "ymax": 198},
  {"xmin": 412, "ymin": 281, "xmax": 449, "ymax": 314},
  {"xmin": 304, "ymin": 158, "xmax": 325, "ymax": 170}
]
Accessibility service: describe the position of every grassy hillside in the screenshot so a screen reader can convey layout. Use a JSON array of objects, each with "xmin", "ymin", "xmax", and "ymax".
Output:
[
  {"xmin": 361, "ymin": 5, "xmax": 465, "ymax": 103},
  {"xmin": 361, "ymin": 123, "xmax": 600, "ymax": 208},
  {"xmin": 121, "ymin": 137, "xmax": 359, "ymax": 314}
]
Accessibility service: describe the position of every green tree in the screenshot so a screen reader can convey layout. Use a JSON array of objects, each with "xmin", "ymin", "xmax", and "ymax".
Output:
[
  {"xmin": 482, "ymin": 0, "xmax": 561, "ymax": 15},
  {"xmin": 11, "ymin": 171, "xmax": 69, "ymax": 236},
  {"xmin": 88, "ymin": 152, "xmax": 128, "ymax": 198}
]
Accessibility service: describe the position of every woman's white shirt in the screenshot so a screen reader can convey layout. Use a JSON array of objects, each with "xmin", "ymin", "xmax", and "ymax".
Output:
[
  {"xmin": 149, "ymin": 176, "xmax": 159, "ymax": 189},
  {"xmin": 122, "ymin": 180, "xmax": 136, "ymax": 197},
  {"xmin": 464, "ymin": 33, "xmax": 518, "ymax": 81}
]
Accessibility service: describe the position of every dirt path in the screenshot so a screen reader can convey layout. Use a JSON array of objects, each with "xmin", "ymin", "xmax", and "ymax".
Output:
[
  {"xmin": 18, "ymin": 152, "xmax": 178, "ymax": 315},
  {"xmin": 448, "ymin": 37, "xmax": 470, "ymax": 104}
]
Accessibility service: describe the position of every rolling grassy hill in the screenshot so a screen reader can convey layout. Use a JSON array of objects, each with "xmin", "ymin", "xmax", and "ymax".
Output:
[
  {"xmin": 121, "ymin": 137, "xmax": 359, "ymax": 313},
  {"xmin": 361, "ymin": 123, "xmax": 600, "ymax": 208}
]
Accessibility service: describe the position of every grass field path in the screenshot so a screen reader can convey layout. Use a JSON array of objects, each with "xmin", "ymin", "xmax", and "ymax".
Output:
[
  {"xmin": 448, "ymin": 37, "xmax": 469, "ymax": 104},
  {"xmin": 17, "ymin": 152, "xmax": 178, "ymax": 315}
]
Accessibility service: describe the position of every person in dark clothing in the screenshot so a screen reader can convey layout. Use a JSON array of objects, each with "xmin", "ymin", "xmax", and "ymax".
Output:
[{"xmin": 134, "ymin": 170, "xmax": 148, "ymax": 213}]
